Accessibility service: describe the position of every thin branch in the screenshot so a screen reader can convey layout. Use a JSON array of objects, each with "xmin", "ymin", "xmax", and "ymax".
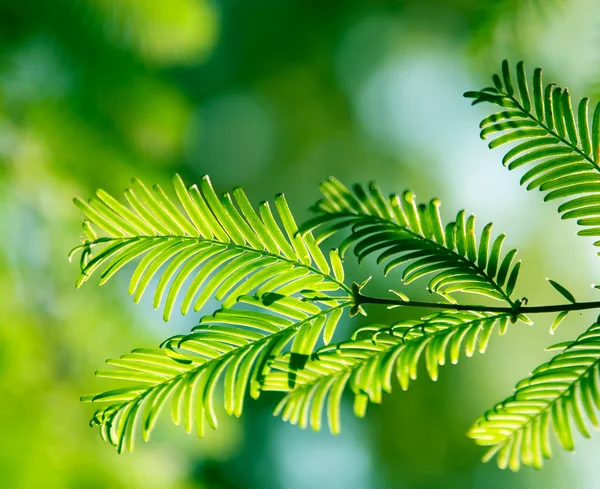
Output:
[{"xmin": 355, "ymin": 293, "xmax": 600, "ymax": 315}]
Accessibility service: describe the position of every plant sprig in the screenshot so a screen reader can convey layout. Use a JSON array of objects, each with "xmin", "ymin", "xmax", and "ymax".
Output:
[{"xmin": 71, "ymin": 60, "xmax": 600, "ymax": 473}]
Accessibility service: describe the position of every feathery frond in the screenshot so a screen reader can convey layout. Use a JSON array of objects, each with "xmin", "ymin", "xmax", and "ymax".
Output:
[
  {"xmin": 263, "ymin": 311, "xmax": 524, "ymax": 433},
  {"xmin": 72, "ymin": 174, "xmax": 358, "ymax": 450},
  {"xmin": 469, "ymin": 316, "xmax": 600, "ymax": 471},
  {"xmin": 302, "ymin": 178, "xmax": 521, "ymax": 304},
  {"xmin": 68, "ymin": 54, "xmax": 600, "ymax": 474},
  {"xmin": 69, "ymin": 174, "xmax": 349, "ymax": 321},
  {"xmin": 82, "ymin": 295, "xmax": 350, "ymax": 452},
  {"xmin": 465, "ymin": 60, "xmax": 600, "ymax": 251}
]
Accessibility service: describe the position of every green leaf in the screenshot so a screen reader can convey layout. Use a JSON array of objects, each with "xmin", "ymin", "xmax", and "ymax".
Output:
[
  {"xmin": 469, "ymin": 317, "xmax": 600, "ymax": 471},
  {"xmin": 83, "ymin": 298, "xmax": 351, "ymax": 451},
  {"xmin": 71, "ymin": 174, "xmax": 350, "ymax": 321},
  {"xmin": 550, "ymin": 311, "xmax": 569, "ymax": 334},
  {"xmin": 266, "ymin": 311, "xmax": 514, "ymax": 434},
  {"xmin": 329, "ymin": 249, "xmax": 344, "ymax": 282},
  {"xmin": 467, "ymin": 60, "xmax": 600, "ymax": 251},
  {"xmin": 305, "ymin": 178, "xmax": 520, "ymax": 304},
  {"xmin": 546, "ymin": 278, "xmax": 576, "ymax": 303}
]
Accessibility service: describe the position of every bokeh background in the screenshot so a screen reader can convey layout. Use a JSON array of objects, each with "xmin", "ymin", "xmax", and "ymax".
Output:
[{"xmin": 1, "ymin": 0, "xmax": 600, "ymax": 488}]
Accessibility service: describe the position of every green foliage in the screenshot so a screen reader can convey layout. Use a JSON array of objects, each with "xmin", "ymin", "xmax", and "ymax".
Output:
[
  {"xmin": 82, "ymin": 297, "xmax": 348, "ymax": 452},
  {"xmin": 469, "ymin": 317, "xmax": 600, "ymax": 471},
  {"xmin": 463, "ymin": 60, "xmax": 600, "ymax": 470},
  {"xmin": 71, "ymin": 59, "xmax": 600, "ymax": 474},
  {"xmin": 303, "ymin": 178, "xmax": 521, "ymax": 304},
  {"xmin": 264, "ymin": 311, "xmax": 524, "ymax": 434},
  {"xmin": 546, "ymin": 278, "xmax": 577, "ymax": 304},
  {"xmin": 70, "ymin": 174, "xmax": 349, "ymax": 321},
  {"xmin": 465, "ymin": 60, "xmax": 600, "ymax": 251},
  {"xmin": 72, "ymin": 174, "xmax": 352, "ymax": 450}
]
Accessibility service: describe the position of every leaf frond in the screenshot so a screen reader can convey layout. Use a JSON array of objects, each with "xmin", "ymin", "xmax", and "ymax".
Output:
[
  {"xmin": 303, "ymin": 178, "xmax": 521, "ymax": 305},
  {"xmin": 466, "ymin": 60, "xmax": 600, "ymax": 252},
  {"xmin": 82, "ymin": 296, "xmax": 351, "ymax": 452},
  {"xmin": 469, "ymin": 316, "xmax": 600, "ymax": 471},
  {"xmin": 71, "ymin": 174, "xmax": 349, "ymax": 321},
  {"xmin": 264, "ymin": 311, "xmax": 516, "ymax": 434}
]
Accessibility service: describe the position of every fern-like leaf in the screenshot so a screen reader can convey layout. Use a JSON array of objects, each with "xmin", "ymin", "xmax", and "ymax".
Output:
[
  {"xmin": 70, "ymin": 174, "xmax": 349, "ymax": 321},
  {"xmin": 73, "ymin": 174, "xmax": 358, "ymax": 450},
  {"xmin": 469, "ymin": 316, "xmax": 600, "ymax": 471},
  {"xmin": 263, "ymin": 311, "xmax": 526, "ymax": 434},
  {"xmin": 82, "ymin": 295, "xmax": 350, "ymax": 452},
  {"xmin": 302, "ymin": 178, "xmax": 521, "ymax": 304},
  {"xmin": 466, "ymin": 60, "xmax": 600, "ymax": 251}
]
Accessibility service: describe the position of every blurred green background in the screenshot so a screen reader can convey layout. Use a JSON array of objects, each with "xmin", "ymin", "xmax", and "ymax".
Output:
[{"xmin": 1, "ymin": 0, "xmax": 600, "ymax": 488}]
